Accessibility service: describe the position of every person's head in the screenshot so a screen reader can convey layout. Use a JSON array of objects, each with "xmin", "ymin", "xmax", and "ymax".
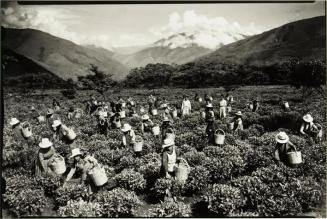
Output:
[
  {"xmin": 162, "ymin": 138, "xmax": 174, "ymax": 152},
  {"xmin": 235, "ymin": 111, "xmax": 242, "ymax": 118},
  {"xmin": 39, "ymin": 138, "xmax": 53, "ymax": 150},
  {"xmin": 70, "ymin": 148, "xmax": 83, "ymax": 162},
  {"xmin": 142, "ymin": 114, "xmax": 150, "ymax": 121},
  {"xmin": 275, "ymin": 132, "xmax": 289, "ymax": 145},
  {"xmin": 303, "ymin": 114, "xmax": 313, "ymax": 125},
  {"xmin": 121, "ymin": 123, "xmax": 132, "ymax": 134},
  {"xmin": 52, "ymin": 120, "xmax": 62, "ymax": 131},
  {"xmin": 163, "ymin": 116, "xmax": 170, "ymax": 124},
  {"xmin": 10, "ymin": 118, "xmax": 20, "ymax": 128},
  {"xmin": 47, "ymin": 108, "xmax": 54, "ymax": 117}
]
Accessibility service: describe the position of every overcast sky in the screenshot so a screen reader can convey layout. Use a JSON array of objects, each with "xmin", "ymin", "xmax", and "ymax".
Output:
[{"xmin": 1, "ymin": 1, "xmax": 325, "ymax": 49}]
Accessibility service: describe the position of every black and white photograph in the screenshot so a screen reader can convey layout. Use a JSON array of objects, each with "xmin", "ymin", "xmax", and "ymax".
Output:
[{"xmin": 1, "ymin": 0, "xmax": 326, "ymax": 217}]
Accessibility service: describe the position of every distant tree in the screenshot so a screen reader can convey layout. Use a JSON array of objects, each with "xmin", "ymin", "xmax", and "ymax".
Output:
[{"xmin": 290, "ymin": 59, "xmax": 325, "ymax": 98}]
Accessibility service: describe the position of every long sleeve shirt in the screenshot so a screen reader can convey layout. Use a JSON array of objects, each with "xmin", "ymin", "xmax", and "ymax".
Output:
[{"xmin": 182, "ymin": 100, "xmax": 191, "ymax": 110}]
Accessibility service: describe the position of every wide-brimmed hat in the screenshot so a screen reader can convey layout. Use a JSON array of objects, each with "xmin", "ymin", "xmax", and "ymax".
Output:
[
  {"xmin": 235, "ymin": 111, "xmax": 242, "ymax": 116},
  {"xmin": 69, "ymin": 148, "xmax": 82, "ymax": 158},
  {"xmin": 162, "ymin": 103, "xmax": 168, "ymax": 108},
  {"xmin": 163, "ymin": 117, "xmax": 169, "ymax": 122},
  {"xmin": 39, "ymin": 138, "xmax": 53, "ymax": 148},
  {"xmin": 109, "ymin": 112, "xmax": 115, "ymax": 117},
  {"xmin": 162, "ymin": 138, "xmax": 174, "ymax": 148},
  {"xmin": 52, "ymin": 120, "xmax": 62, "ymax": 128},
  {"xmin": 206, "ymin": 103, "xmax": 213, "ymax": 108},
  {"xmin": 9, "ymin": 118, "xmax": 20, "ymax": 126},
  {"xmin": 142, "ymin": 115, "xmax": 149, "ymax": 120},
  {"xmin": 121, "ymin": 123, "xmax": 132, "ymax": 132},
  {"xmin": 47, "ymin": 109, "xmax": 54, "ymax": 115},
  {"xmin": 275, "ymin": 132, "xmax": 289, "ymax": 144},
  {"xmin": 30, "ymin": 106, "xmax": 35, "ymax": 111},
  {"xmin": 303, "ymin": 114, "xmax": 313, "ymax": 123}
]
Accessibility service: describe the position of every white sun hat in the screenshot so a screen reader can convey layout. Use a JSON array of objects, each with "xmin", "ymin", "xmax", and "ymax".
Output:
[
  {"xmin": 69, "ymin": 148, "xmax": 82, "ymax": 158},
  {"xmin": 52, "ymin": 120, "xmax": 62, "ymax": 128},
  {"xmin": 47, "ymin": 109, "xmax": 54, "ymax": 115},
  {"xmin": 303, "ymin": 114, "xmax": 313, "ymax": 123},
  {"xmin": 275, "ymin": 132, "xmax": 289, "ymax": 144},
  {"xmin": 206, "ymin": 103, "xmax": 213, "ymax": 108},
  {"xmin": 235, "ymin": 111, "xmax": 242, "ymax": 116},
  {"xmin": 142, "ymin": 114, "xmax": 149, "ymax": 120},
  {"xmin": 162, "ymin": 138, "xmax": 175, "ymax": 149},
  {"xmin": 39, "ymin": 138, "xmax": 53, "ymax": 148},
  {"xmin": 163, "ymin": 116, "xmax": 170, "ymax": 122},
  {"xmin": 121, "ymin": 123, "xmax": 132, "ymax": 132},
  {"xmin": 9, "ymin": 118, "xmax": 20, "ymax": 126}
]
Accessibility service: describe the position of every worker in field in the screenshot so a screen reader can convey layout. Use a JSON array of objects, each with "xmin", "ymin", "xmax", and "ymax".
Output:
[
  {"xmin": 274, "ymin": 132, "xmax": 297, "ymax": 163},
  {"xmin": 181, "ymin": 96, "xmax": 191, "ymax": 117},
  {"xmin": 160, "ymin": 138, "xmax": 179, "ymax": 179},
  {"xmin": 52, "ymin": 120, "xmax": 77, "ymax": 148},
  {"xmin": 232, "ymin": 111, "xmax": 244, "ymax": 132},
  {"xmin": 63, "ymin": 148, "xmax": 105, "ymax": 197},
  {"xmin": 52, "ymin": 98, "xmax": 61, "ymax": 111},
  {"xmin": 46, "ymin": 108, "xmax": 60, "ymax": 131},
  {"xmin": 205, "ymin": 103, "xmax": 214, "ymax": 120},
  {"xmin": 161, "ymin": 117, "xmax": 174, "ymax": 141},
  {"xmin": 67, "ymin": 107, "xmax": 75, "ymax": 120},
  {"xmin": 205, "ymin": 109, "xmax": 216, "ymax": 145},
  {"xmin": 300, "ymin": 114, "xmax": 320, "ymax": 139},
  {"xmin": 252, "ymin": 98, "xmax": 260, "ymax": 112},
  {"xmin": 219, "ymin": 96, "xmax": 227, "ymax": 119},
  {"xmin": 141, "ymin": 114, "xmax": 154, "ymax": 134},
  {"xmin": 118, "ymin": 96, "xmax": 126, "ymax": 108},
  {"xmin": 279, "ymin": 98, "xmax": 290, "ymax": 112},
  {"xmin": 88, "ymin": 95, "xmax": 98, "ymax": 115},
  {"xmin": 121, "ymin": 123, "xmax": 137, "ymax": 151},
  {"xmin": 226, "ymin": 94, "xmax": 233, "ymax": 113},
  {"xmin": 98, "ymin": 116, "xmax": 109, "ymax": 135},
  {"xmin": 34, "ymin": 138, "xmax": 57, "ymax": 177},
  {"xmin": 9, "ymin": 118, "xmax": 25, "ymax": 142}
]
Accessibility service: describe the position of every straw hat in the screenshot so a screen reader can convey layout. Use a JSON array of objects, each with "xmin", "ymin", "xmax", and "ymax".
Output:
[
  {"xmin": 109, "ymin": 112, "xmax": 115, "ymax": 117},
  {"xmin": 162, "ymin": 138, "xmax": 175, "ymax": 148},
  {"xmin": 235, "ymin": 111, "xmax": 242, "ymax": 116},
  {"xmin": 30, "ymin": 106, "xmax": 35, "ymax": 111},
  {"xmin": 275, "ymin": 132, "xmax": 289, "ymax": 144},
  {"xmin": 121, "ymin": 123, "xmax": 132, "ymax": 132},
  {"xmin": 47, "ymin": 109, "xmax": 54, "ymax": 115},
  {"xmin": 163, "ymin": 116, "xmax": 169, "ymax": 122},
  {"xmin": 69, "ymin": 148, "xmax": 82, "ymax": 158},
  {"xmin": 39, "ymin": 138, "xmax": 53, "ymax": 148},
  {"xmin": 52, "ymin": 120, "xmax": 62, "ymax": 128},
  {"xmin": 142, "ymin": 115, "xmax": 149, "ymax": 120},
  {"xmin": 9, "ymin": 118, "xmax": 20, "ymax": 126},
  {"xmin": 206, "ymin": 103, "xmax": 213, "ymax": 108},
  {"xmin": 303, "ymin": 114, "xmax": 313, "ymax": 123}
]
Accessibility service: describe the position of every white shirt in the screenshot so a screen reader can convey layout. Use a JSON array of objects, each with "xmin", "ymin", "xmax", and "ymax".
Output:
[
  {"xmin": 219, "ymin": 99, "xmax": 227, "ymax": 107},
  {"xmin": 182, "ymin": 100, "xmax": 191, "ymax": 110}
]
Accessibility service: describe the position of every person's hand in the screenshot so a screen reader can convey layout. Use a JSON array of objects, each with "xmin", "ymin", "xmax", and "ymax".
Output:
[{"xmin": 166, "ymin": 172, "xmax": 171, "ymax": 179}]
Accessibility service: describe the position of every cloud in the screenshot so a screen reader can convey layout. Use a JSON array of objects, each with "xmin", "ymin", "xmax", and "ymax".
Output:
[
  {"xmin": 150, "ymin": 10, "xmax": 262, "ymax": 49},
  {"xmin": 1, "ymin": 2, "xmax": 113, "ymax": 49}
]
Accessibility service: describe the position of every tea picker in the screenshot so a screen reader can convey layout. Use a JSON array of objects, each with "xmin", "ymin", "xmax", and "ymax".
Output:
[
  {"xmin": 34, "ymin": 138, "xmax": 57, "ymax": 177},
  {"xmin": 181, "ymin": 96, "xmax": 191, "ymax": 117},
  {"xmin": 274, "ymin": 132, "xmax": 302, "ymax": 167},
  {"xmin": 205, "ymin": 111, "xmax": 216, "ymax": 145},
  {"xmin": 121, "ymin": 123, "xmax": 137, "ymax": 150},
  {"xmin": 161, "ymin": 116, "xmax": 175, "ymax": 142},
  {"xmin": 52, "ymin": 120, "xmax": 77, "ymax": 149},
  {"xmin": 141, "ymin": 114, "xmax": 154, "ymax": 134},
  {"xmin": 160, "ymin": 138, "xmax": 179, "ymax": 179},
  {"xmin": 252, "ymin": 98, "xmax": 260, "ymax": 112},
  {"xmin": 46, "ymin": 108, "xmax": 60, "ymax": 131},
  {"xmin": 98, "ymin": 116, "xmax": 109, "ymax": 135},
  {"xmin": 53, "ymin": 98, "xmax": 61, "ymax": 112},
  {"xmin": 232, "ymin": 111, "xmax": 243, "ymax": 132},
  {"xmin": 63, "ymin": 148, "xmax": 108, "ymax": 197},
  {"xmin": 219, "ymin": 96, "xmax": 227, "ymax": 119},
  {"xmin": 300, "ymin": 114, "xmax": 320, "ymax": 141},
  {"xmin": 9, "ymin": 117, "xmax": 26, "ymax": 142}
]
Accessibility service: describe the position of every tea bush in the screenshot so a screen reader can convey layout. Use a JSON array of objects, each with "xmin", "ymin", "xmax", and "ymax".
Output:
[
  {"xmin": 95, "ymin": 188, "xmax": 142, "ymax": 217},
  {"xmin": 114, "ymin": 168, "xmax": 146, "ymax": 193},
  {"xmin": 58, "ymin": 200, "xmax": 103, "ymax": 217}
]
